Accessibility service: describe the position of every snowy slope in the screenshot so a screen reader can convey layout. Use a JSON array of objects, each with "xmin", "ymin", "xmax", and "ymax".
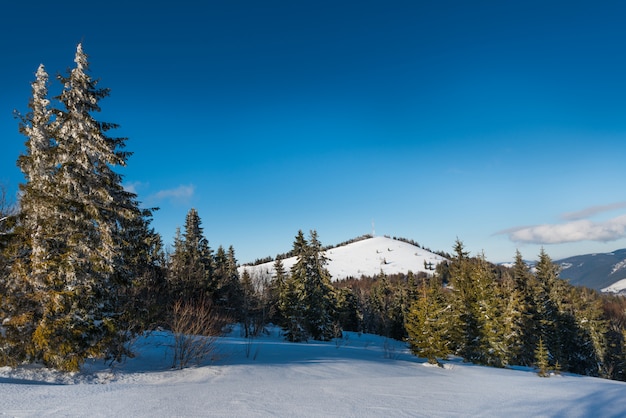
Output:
[
  {"xmin": 1, "ymin": 326, "xmax": 625, "ymax": 417},
  {"xmin": 602, "ymin": 278, "xmax": 626, "ymax": 294},
  {"xmin": 240, "ymin": 236, "xmax": 446, "ymax": 281}
]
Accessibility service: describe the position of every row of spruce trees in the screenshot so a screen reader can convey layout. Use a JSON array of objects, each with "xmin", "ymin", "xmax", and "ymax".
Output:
[{"xmin": 1, "ymin": 44, "xmax": 626, "ymax": 380}]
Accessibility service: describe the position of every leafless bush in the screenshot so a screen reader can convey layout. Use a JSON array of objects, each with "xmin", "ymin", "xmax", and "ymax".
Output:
[{"xmin": 170, "ymin": 297, "xmax": 229, "ymax": 369}]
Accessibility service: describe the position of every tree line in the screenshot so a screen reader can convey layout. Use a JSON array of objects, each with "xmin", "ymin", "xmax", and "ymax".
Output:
[{"xmin": 1, "ymin": 44, "xmax": 625, "ymax": 381}]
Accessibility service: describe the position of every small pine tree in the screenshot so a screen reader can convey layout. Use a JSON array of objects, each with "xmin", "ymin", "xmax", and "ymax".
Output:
[
  {"xmin": 535, "ymin": 337, "xmax": 550, "ymax": 377},
  {"xmin": 405, "ymin": 275, "xmax": 452, "ymax": 366}
]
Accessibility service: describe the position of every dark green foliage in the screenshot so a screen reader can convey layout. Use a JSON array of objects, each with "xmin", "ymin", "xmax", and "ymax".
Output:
[
  {"xmin": 368, "ymin": 271, "xmax": 407, "ymax": 340},
  {"xmin": 279, "ymin": 230, "xmax": 339, "ymax": 342},
  {"xmin": 535, "ymin": 337, "xmax": 550, "ymax": 377},
  {"xmin": 406, "ymin": 275, "xmax": 453, "ymax": 366},
  {"xmin": 119, "ymin": 217, "xmax": 169, "ymax": 335},
  {"xmin": 214, "ymin": 245, "xmax": 243, "ymax": 318},
  {"xmin": 335, "ymin": 287, "xmax": 361, "ymax": 332},
  {"xmin": 267, "ymin": 258, "xmax": 287, "ymax": 325},
  {"xmin": 506, "ymin": 250, "xmax": 539, "ymax": 366},
  {"xmin": 168, "ymin": 209, "xmax": 214, "ymax": 302},
  {"xmin": 448, "ymin": 241, "xmax": 506, "ymax": 367}
]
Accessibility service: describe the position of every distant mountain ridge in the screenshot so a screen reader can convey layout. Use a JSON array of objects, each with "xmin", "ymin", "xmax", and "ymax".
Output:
[{"xmin": 556, "ymin": 248, "xmax": 626, "ymax": 293}]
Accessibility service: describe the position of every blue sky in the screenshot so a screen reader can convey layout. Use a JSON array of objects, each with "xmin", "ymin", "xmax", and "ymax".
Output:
[{"xmin": 2, "ymin": 1, "xmax": 626, "ymax": 264}]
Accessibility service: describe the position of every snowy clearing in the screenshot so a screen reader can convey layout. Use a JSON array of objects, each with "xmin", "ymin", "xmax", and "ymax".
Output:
[{"xmin": 1, "ymin": 326, "xmax": 625, "ymax": 417}]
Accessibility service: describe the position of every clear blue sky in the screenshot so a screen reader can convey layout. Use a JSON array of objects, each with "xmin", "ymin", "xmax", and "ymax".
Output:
[{"xmin": 2, "ymin": 1, "xmax": 626, "ymax": 264}]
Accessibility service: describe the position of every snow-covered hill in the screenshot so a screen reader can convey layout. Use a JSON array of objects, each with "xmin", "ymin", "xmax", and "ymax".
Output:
[
  {"xmin": 1, "ymin": 326, "xmax": 625, "ymax": 417},
  {"xmin": 240, "ymin": 236, "xmax": 446, "ymax": 281}
]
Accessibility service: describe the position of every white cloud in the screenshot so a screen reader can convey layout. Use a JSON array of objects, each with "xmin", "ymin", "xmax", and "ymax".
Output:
[
  {"xmin": 503, "ymin": 214, "xmax": 626, "ymax": 245},
  {"xmin": 123, "ymin": 181, "xmax": 146, "ymax": 194},
  {"xmin": 151, "ymin": 184, "xmax": 195, "ymax": 202},
  {"xmin": 561, "ymin": 201, "xmax": 626, "ymax": 221}
]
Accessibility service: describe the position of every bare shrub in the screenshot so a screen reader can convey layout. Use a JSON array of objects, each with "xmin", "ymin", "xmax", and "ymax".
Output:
[{"xmin": 170, "ymin": 297, "xmax": 229, "ymax": 369}]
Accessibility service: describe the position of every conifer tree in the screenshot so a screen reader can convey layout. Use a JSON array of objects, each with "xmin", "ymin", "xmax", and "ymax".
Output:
[
  {"xmin": 508, "ymin": 250, "xmax": 539, "ymax": 366},
  {"xmin": 1, "ymin": 65, "xmax": 54, "ymax": 364},
  {"xmin": 267, "ymin": 258, "xmax": 287, "ymax": 324},
  {"xmin": 120, "ymin": 214, "xmax": 168, "ymax": 335},
  {"xmin": 300, "ymin": 230, "xmax": 338, "ymax": 341},
  {"xmin": 369, "ymin": 271, "xmax": 393, "ymax": 337},
  {"xmin": 499, "ymin": 269, "xmax": 529, "ymax": 367},
  {"xmin": 168, "ymin": 208, "xmax": 214, "ymax": 302},
  {"xmin": 279, "ymin": 230, "xmax": 338, "ymax": 341},
  {"xmin": 335, "ymin": 287, "xmax": 361, "ymax": 332},
  {"xmin": 368, "ymin": 271, "xmax": 406, "ymax": 340},
  {"xmin": 3, "ymin": 45, "xmax": 152, "ymax": 371},
  {"xmin": 448, "ymin": 241, "xmax": 505, "ymax": 366},
  {"xmin": 214, "ymin": 245, "xmax": 243, "ymax": 318},
  {"xmin": 279, "ymin": 257, "xmax": 307, "ymax": 342},
  {"xmin": 405, "ymin": 275, "xmax": 453, "ymax": 366},
  {"xmin": 534, "ymin": 249, "xmax": 566, "ymax": 369},
  {"xmin": 535, "ymin": 337, "xmax": 550, "ymax": 377},
  {"xmin": 470, "ymin": 253, "xmax": 507, "ymax": 367},
  {"xmin": 240, "ymin": 269, "xmax": 260, "ymax": 337}
]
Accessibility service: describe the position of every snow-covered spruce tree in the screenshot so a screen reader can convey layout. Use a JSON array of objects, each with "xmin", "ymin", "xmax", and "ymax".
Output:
[
  {"xmin": 4, "ymin": 45, "xmax": 152, "ymax": 371},
  {"xmin": 1, "ymin": 64, "xmax": 56, "ymax": 365}
]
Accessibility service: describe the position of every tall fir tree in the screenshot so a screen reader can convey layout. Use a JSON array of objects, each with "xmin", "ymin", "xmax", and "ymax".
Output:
[
  {"xmin": 405, "ymin": 274, "xmax": 453, "ymax": 366},
  {"xmin": 168, "ymin": 208, "xmax": 214, "ymax": 302},
  {"xmin": 1, "ymin": 65, "xmax": 54, "ymax": 364},
  {"xmin": 448, "ymin": 240, "xmax": 505, "ymax": 366},
  {"xmin": 533, "ymin": 248, "xmax": 564, "ymax": 370},
  {"xmin": 214, "ymin": 245, "xmax": 243, "ymax": 318},
  {"xmin": 508, "ymin": 250, "xmax": 539, "ymax": 366},
  {"xmin": 268, "ymin": 258, "xmax": 287, "ymax": 324},
  {"xmin": 3, "ymin": 45, "xmax": 152, "ymax": 371},
  {"xmin": 279, "ymin": 230, "xmax": 338, "ymax": 341},
  {"xmin": 302, "ymin": 230, "xmax": 338, "ymax": 341}
]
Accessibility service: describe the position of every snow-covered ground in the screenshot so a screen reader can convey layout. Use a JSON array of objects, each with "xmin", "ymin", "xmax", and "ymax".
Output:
[
  {"xmin": 241, "ymin": 236, "xmax": 446, "ymax": 281},
  {"xmin": 1, "ymin": 326, "xmax": 625, "ymax": 417}
]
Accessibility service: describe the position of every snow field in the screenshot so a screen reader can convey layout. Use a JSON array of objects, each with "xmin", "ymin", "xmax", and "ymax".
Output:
[{"xmin": 1, "ymin": 325, "xmax": 625, "ymax": 417}]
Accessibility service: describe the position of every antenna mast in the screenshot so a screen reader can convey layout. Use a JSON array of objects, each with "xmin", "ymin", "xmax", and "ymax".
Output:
[{"xmin": 371, "ymin": 219, "xmax": 375, "ymax": 237}]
